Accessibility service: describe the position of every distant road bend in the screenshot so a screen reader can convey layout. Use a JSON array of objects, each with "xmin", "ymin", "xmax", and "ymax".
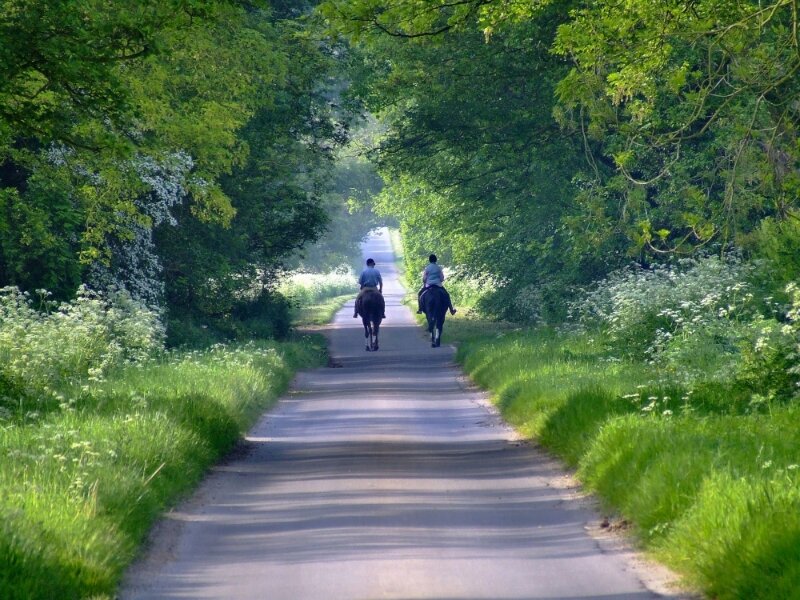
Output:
[{"xmin": 122, "ymin": 228, "xmax": 681, "ymax": 600}]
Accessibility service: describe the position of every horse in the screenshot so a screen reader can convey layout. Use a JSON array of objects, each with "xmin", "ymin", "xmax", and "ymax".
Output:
[
  {"xmin": 359, "ymin": 289, "xmax": 384, "ymax": 351},
  {"xmin": 420, "ymin": 285, "xmax": 448, "ymax": 347}
]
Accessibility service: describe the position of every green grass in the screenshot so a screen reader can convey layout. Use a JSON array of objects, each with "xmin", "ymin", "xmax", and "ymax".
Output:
[
  {"xmin": 279, "ymin": 269, "xmax": 357, "ymax": 328},
  {"xmin": 292, "ymin": 293, "xmax": 352, "ymax": 326},
  {"xmin": 388, "ymin": 227, "xmax": 404, "ymax": 277},
  {"xmin": 0, "ymin": 337, "xmax": 325, "ymax": 599},
  {"xmin": 446, "ymin": 318, "xmax": 800, "ymax": 600}
]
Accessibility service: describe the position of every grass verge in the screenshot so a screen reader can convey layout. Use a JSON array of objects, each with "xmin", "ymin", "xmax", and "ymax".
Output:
[
  {"xmin": 292, "ymin": 293, "xmax": 352, "ymax": 327},
  {"xmin": 445, "ymin": 318, "xmax": 800, "ymax": 600},
  {"xmin": 0, "ymin": 337, "xmax": 325, "ymax": 599}
]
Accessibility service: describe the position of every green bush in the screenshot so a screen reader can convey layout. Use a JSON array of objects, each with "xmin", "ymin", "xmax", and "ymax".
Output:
[
  {"xmin": 743, "ymin": 214, "xmax": 800, "ymax": 301},
  {"xmin": 165, "ymin": 291, "xmax": 293, "ymax": 348},
  {"xmin": 278, "ymin": 268, "xmax": 355, "ymax": 307},
  {"xmin": 570, "ymin": 255, "xmax": 757, "ymax": 358},
  {"xmin": 233, "ymin": 291, "xmax": 292, "ymax": 339},
  {"xmin": 0, "ymin": 286, "xmax": 164, "ymax": 402}
]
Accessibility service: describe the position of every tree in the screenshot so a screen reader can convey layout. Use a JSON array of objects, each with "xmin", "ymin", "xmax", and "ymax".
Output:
[
  {"xmin": 327, "ymin": 2, "xmax": 591, "ymax": 320},
  {"xmin": 322, "ymin": 0, "xmax": 800, "ymax": 321},
  {"xmin": 155, "ymin": 12, "xmax": 351, "ymax": 338}
]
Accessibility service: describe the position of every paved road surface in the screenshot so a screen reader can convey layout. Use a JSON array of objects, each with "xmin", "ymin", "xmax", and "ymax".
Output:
[{"xmin": 122, "ymin": 229, "xmax": 673, "ymax": 600}]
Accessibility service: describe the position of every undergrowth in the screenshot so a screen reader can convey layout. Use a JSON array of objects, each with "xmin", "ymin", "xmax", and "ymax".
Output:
[
  {"xmin": 446, "ymin": 319, "xmax": 800, "ymax": 600},
  {"xmin": 0, "ymin": 277, "xmax": 332, "ymax": 599},
  {"xmin": 0, "ymin": 338, "xmax": 325, "ymax": 599},
  {"xmin": 279, "ymin": 268, "xmax": 357, "ymax": 327}
]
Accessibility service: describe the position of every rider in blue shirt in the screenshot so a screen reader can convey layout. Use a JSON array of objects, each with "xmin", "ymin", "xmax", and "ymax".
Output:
[{"xmin": 354, "ymin": 258, "xmax": 385, "ymax": 318}]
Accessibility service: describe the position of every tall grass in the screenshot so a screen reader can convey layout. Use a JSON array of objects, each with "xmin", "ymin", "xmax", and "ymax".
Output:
[
  {"xmin": 0, "ymin": 275, "xmax": 340, "ymax": 599},
  {"xmin": 279, "ymin": 269, "xmax": 355, "ymax": 307},
  {"xmin": 0, "ymin": 339, "xmax": 325, "ymax": 599},
  {"xmin": 449, "ymin": 321, "xmax": 800, "ymax": 599},
  {"xmin": 278, "ymin": 268, "xmax": 356, "ymax": 326}
]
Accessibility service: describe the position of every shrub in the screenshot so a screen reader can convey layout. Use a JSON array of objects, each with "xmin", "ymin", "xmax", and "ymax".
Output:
[
  {"xmin": 567, "ymin": 255, "xmax": 779, "ymax": 384},
  {"xmin": 734, "ymin": 283, "xmax": 800, "ymax": 403},
  {"xmin": 0, "ymin": 286, "xmax": 164, "ymax": 400},
  {"xmin": 278, "ymin": 267, "xmax": 355, "ymax": 306},
  {"xmin": 743, "ymin": 214, "xmax": 800, "ymax": 301},
  {"xmin": 232, "ymin": 291, "xmax": 292, "ymax": 339},
  {"xmin": 570, "ymin": 255, "xmax": 755, "ymax": 351}
]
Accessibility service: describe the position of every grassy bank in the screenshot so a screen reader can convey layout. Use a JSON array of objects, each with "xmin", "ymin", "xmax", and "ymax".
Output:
[
  {"xmin": 0, "ymin": 338, "xmax": 324, "ymax": 599},
  {"xmin": 446, "ymin": 319, "xmax": 800, "ymax": 599},
  {"xmin": 279, "ymin": 269, "xmax": 355, "ymax": 326}
]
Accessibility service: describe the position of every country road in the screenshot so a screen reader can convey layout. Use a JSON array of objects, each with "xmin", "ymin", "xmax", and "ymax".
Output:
[{"xmin": 122, "ymin": 228, "xmax": 680, "ymax": 600}]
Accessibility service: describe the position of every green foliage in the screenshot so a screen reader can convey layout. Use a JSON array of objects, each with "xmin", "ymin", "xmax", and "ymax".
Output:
[
  {"xmin": 0, "ymin": 166, "xmax": 84, "ymax": 299},
  {"xmin": 327, "ymin": 2, "xmax": 624, "ymax": 321},
  {"xmin": 0, "ymin": 338, "xmax": 324, "ymax": 600},
  {"xmin": 324, "ymin": 0, "xmax": 800, "ymax": 328},
  {"xmin": 570, "ymin": 254, "xmax": 757, "ymax": 356},
  {"xmin": 278, "ymin": 268, "xmax": 357, "ymax": 326},
  {"xmin": 1, "ymin": 0, "xmax": 215, "ymax": 145},
  {"xmin": 154, "ymin": 12, "xmax": 349, "ymax": 331},
  {"xmin": 736, "ymin": 283, "xmax": 800, "ymax": 404},
  {"xmin": 450, "ymin": 320, "xmax": 800, "ymax": 599},
  {"xmin": 0, "ymin": 286, "xmax": 164, "ymax": 405},
  {"xmin": 290, "ymin": 146, "xmax": 385, "ymax": 272},
  {"xmin": 320, "ymin": 0, "xmax": 544, "ymax": 40},
  {"xmin": 162, "ymin": 289, "xmax": 294, "ymax": 348},
  {"xmin": 742, "ymin": 214, "xmax": 800, "ymax": 300},
  {"xmin": 551, "ymin": 0, "xmax": 800, "ymax": 255},
  {"xmin": 566, "ymin": 254, "xmax": 800, "ymax": 399},
  {"xmin": 0, "ymin": 3, "xmax": 351, "ymax": 339}
]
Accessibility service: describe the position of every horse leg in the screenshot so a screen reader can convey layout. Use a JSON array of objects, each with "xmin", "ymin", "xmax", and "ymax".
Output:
[
  {"xmin": 435, "ymin": 318, "xmax": 443, "ymax": 347},
  {"xmin": 363, "ymin": 320, "xmax": 371, "ymax": 351},
  {"xmin": 372, "ymin": 321, "xmax": 379, "ymax": 351}
]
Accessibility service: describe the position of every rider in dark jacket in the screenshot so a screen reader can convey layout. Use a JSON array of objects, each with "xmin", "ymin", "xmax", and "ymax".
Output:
[{"xmin": 417, "ymin": 254, "xmax": 456, "ymax": 315}]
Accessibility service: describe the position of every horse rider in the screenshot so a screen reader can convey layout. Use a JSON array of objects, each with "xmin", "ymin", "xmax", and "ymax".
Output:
[
  {"xmin": 354, "ymin": 258, "xmax": 386, "ymax": 318},
  {"xmin": 417, "ymin": 254, "xmax": 457, "ymax": 316}
]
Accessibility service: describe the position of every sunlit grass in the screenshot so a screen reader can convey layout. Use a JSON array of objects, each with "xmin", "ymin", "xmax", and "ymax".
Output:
[
  {"xmin": 387, "ymin": 228, "xmax": 405, "ymax": 279},
  {"xmin": 279, "ymin": 269, "xmax": 354, "ymax": 307},
  {"xmin": 293, "ymin": 293, "xmax": 353, "ymax": 326},
  {"xmin": 446, "ymin": 319, "xmax": 800, "ymax": 600},
  {"xmin": 0, "ymin": 338, "xmax": 325, "ymax": 599},
  {"xmin": 278, "ymin": 269, "xmax": 356, "ymax": 327}
]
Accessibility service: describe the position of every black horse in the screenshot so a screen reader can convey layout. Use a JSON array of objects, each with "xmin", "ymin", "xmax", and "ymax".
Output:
[
  {"xmin": 420, "ymin": 286, "xmax": 448, "ymax": 347},
  {"xmin": 359, "ymin": 289, "xmax": 384, "ymax": 351}
]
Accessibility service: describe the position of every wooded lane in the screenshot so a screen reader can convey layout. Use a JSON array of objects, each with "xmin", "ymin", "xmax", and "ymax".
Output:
[{"xmin": 121, "ymin": 229, "xmax": 669, "ymax": 600}]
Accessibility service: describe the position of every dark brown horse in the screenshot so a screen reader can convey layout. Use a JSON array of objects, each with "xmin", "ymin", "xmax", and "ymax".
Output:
[
  {"xmin": 359, "ymin": 289, "xmax": 384, "ymax": 351},
  {"xmin": 421, "ymin": 285, "xmax": 448, "ymax": 347}
]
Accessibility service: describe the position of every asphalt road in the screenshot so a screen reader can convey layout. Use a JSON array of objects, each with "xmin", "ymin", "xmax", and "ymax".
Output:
[{"xmin": 121, "ymin": 228, "xmax": 674, "ymax": 600}]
